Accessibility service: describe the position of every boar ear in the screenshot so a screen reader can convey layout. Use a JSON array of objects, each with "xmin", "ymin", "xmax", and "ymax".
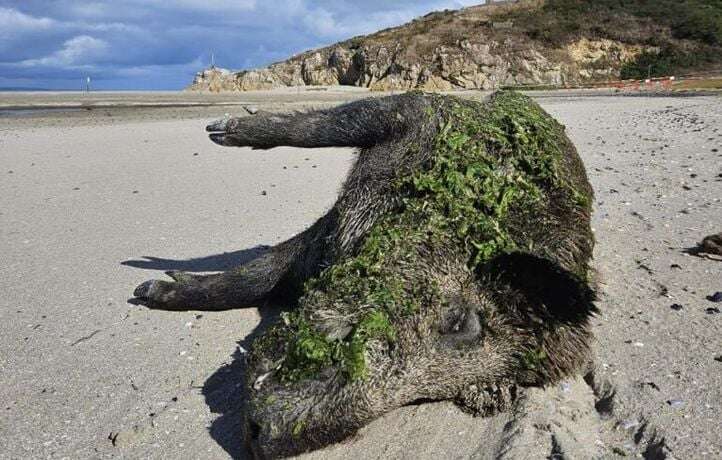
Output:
[{"xmin": 477, "ymin": 252, "xmax": 597, "ymax": 327}]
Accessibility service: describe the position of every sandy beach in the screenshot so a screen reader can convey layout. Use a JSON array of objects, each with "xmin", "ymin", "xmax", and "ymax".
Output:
[{"xmin": 0, "ymin": 89, "xmax": 720, "ymax": 459}]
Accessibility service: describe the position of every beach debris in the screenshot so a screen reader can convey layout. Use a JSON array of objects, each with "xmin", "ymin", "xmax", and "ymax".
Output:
[
  {"xmin": 70, "ymin": 329, "xmax": 101, "ymax": 347},
  {"xmin": 635, "ymin": 260, "xmax": 653, "ymax": 274},
  {"xmin": 666, "ymin": 399, "xmax": 684, "ymax": 408},
  {"xmin": 706, "ymin": 292, "xmax": 722, "ymax": 302},
  {"xmin": 642, "ymin": 381, "xmax": 660, "ymax": 391},
  {"xmin": 261, "ymin": 190, "xmax": 267, "ymax": 196},
  {"xmin": 670, "ymin": 303, "xmax": 683, "ymax": 311},
  {"xmin": 706, "ymin": 307, "xmax": 720, "ymax": 314},
  {"xmin": 244, "ymin": 105, "xmax": 259, "ymax": 115},
  {"xmin": 656, "ymin": 283, "xmax": 669, "ymax": 297},
  {"xmin": 253, "ymin": 370, "xmax": 273, "ymax": 390},
  {"xmin": 620, "ymin": 419, "xmax": 639, "ymax": 430},
  {"xmin": 108, "ymin": 424, "xmax": 146, "ymax": 447},
  {"xmin": 695, "ymin": 232, "xmax": 722, "ymax": 255},
  {"xmin": 193, "ymin": 152, "xmax": 199, "ymax": 156},
  {"xmin": 714, "ymin": 355, "xmax": 722, "ymax": 363}
]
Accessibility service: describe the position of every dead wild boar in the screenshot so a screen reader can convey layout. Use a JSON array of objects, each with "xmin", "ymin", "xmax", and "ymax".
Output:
[{"xmin": 133, "ymin": 91, "xmax": 596, "ymax": 458}]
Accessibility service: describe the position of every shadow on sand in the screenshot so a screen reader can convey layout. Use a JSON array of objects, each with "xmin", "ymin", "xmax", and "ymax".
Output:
[
  {"xmin": 121, "ymin": 245, "xmax": 270, "ymax": 272},
  {"xmin": 201, "ymin": 299, "xmax": 286, "ymax": 459},
  {"xmin": 122, "ymin": 248, "xmax": 287, "ymax": 459}
]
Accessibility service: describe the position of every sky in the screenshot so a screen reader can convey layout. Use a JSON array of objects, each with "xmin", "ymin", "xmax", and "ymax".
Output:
[{"xmin": 0, "ymin": 0, "xmax": 485, "ymax": 90}]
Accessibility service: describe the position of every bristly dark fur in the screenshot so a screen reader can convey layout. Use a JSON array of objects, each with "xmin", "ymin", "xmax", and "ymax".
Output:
[{"xmin": 133, "ymin": 91, "xmax": 597, "ymax": 458}]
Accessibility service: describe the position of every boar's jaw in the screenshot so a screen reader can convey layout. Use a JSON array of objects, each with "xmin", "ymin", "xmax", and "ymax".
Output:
[
  {"xmin": 245, "ymin": 371, "xmax": 374, "ymax": 458},
  {"xmin": 245, "ymin": 330, "xmax": 523, "ymax": 458}
]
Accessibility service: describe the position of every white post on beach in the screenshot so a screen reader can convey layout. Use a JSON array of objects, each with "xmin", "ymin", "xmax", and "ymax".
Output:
[
  {"xmin": 86, "ymin": 76, "xmax": 91, "ymax": 93},
  {"xmin": 211, "ymin": 52, "xmax": 215, "ymax": 69}
]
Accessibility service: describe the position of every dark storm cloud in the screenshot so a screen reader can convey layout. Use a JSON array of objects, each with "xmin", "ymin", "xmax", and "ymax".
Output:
[{"xmin": 0, "ymin": 0, "xmax": 481, "ymax": 90}]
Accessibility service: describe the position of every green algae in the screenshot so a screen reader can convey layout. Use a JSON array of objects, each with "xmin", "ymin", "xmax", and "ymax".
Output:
[
  {"xmin": 275, "ymin": 91, "xmax": 591, "ymax": 382},
  {"xmin": 280, "ymin": 309, "xmax": 396, "ymax": 381},
  {"xmin": 521, "ymin": 348, "xmax": 548, "ymax": 371},
  {"xmin": 291, "ymin": 420, "xmax": 306, "ymax": 439}
]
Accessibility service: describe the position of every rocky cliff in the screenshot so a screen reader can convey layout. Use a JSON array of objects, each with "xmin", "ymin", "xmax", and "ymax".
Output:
[{"xmin": 188, "ymin": 1, "xmax": 721, "ymax": 92}]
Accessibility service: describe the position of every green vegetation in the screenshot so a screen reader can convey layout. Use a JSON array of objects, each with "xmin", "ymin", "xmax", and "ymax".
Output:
[
  {"xmin": 503, "ymin": 0, "xmax": 722, "ymax": 77},
  {"xmin": 620, "ymin": 46, "xmax": 720, "ymax": 79},
  {"xmin": 620, "ymin": 50, "xmax": 676, "ymax": 80},
  {"xmin": 291, "ymin": 420, "xmax": 305, "ymax": 438},
  {"xmin": 281, "ymin": 310, "xmax": 396, "ymax": 381},
  {"xmin": 509, "ymin": 0, "xmax": 722, "ymax": 46},
  {"xmin": 521, "ymin": 348, "xmax": 548, "ymax": 370},
  {"xmin": 662, "ymin": 1, "xmax": 722, "ymax": 45},
  {"xmin": 275, "ymin": 92, "xmax": 590, "ymax": 382}
]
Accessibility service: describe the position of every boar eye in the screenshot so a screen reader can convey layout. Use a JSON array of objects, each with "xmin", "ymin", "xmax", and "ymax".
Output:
[
  {"xmin": 439, "ymin": 303, "xmax": 483, "ymax": 348},
  {"xmin": 438, "ymin": 301, "xmax": 465, "ymax": 334}
]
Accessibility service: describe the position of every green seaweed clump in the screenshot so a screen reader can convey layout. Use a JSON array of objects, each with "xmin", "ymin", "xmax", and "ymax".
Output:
[
  {"xmin": 521, "ymin": 348, "xmax": 548, "ymax": 371},
  {"xmin": 280, "ymin": 310, "xmax": 396, "ymax": 381}
]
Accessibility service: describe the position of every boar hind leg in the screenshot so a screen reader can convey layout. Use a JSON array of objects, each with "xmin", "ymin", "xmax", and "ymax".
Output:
[
  {"xmin": 206, "ymin": 95, "xmax": 420, "ymax": 149},
  {"xmin": 133, "ymin": 211, "xmax": 336, "ymax": 311}
]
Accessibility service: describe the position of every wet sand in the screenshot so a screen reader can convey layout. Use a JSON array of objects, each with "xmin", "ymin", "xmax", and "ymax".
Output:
[{"xmin": 0, "ymin": 89, "xmax": 720, "ymax": 459}]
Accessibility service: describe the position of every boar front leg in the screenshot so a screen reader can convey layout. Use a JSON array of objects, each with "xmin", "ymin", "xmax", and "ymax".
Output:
[{"xmin": 132, "ymin": 210, "xmax": 337, "ymax": 310}]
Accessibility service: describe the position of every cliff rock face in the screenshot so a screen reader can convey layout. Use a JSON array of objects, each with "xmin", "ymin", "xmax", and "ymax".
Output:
[
  {"xmin": 189, "ymin": 40, "xmax": 634, "ymax": 92},
  {"xmin": 187, "ymin": 1, "xmax": 693, "ymax": 92},
  {"xmin": 190, "ymin": 67, "xmax": 236, "ymax": 92}
]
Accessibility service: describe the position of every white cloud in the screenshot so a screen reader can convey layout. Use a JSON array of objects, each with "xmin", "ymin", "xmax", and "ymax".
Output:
[
  {"xmin": 78, "ymin": 21, "xmax": 144, "ymax": 33},
  {"xmin": 20, "ymin": 35, "xmax": 109, "ymax": 67},
  {"xmin": 0, "ymin": 7, "xmax": 55, "ymax": 37},
  {"xmin": 137, "ymin": 0, "xmax": 257, "ymax": 11},
  {"xmin": 115, "ymin": 57, "xmax": 203, "ymax": 77},
  {"xmin": 302, "ymin": 8, "xmax": 338, "ymax": 37}
]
